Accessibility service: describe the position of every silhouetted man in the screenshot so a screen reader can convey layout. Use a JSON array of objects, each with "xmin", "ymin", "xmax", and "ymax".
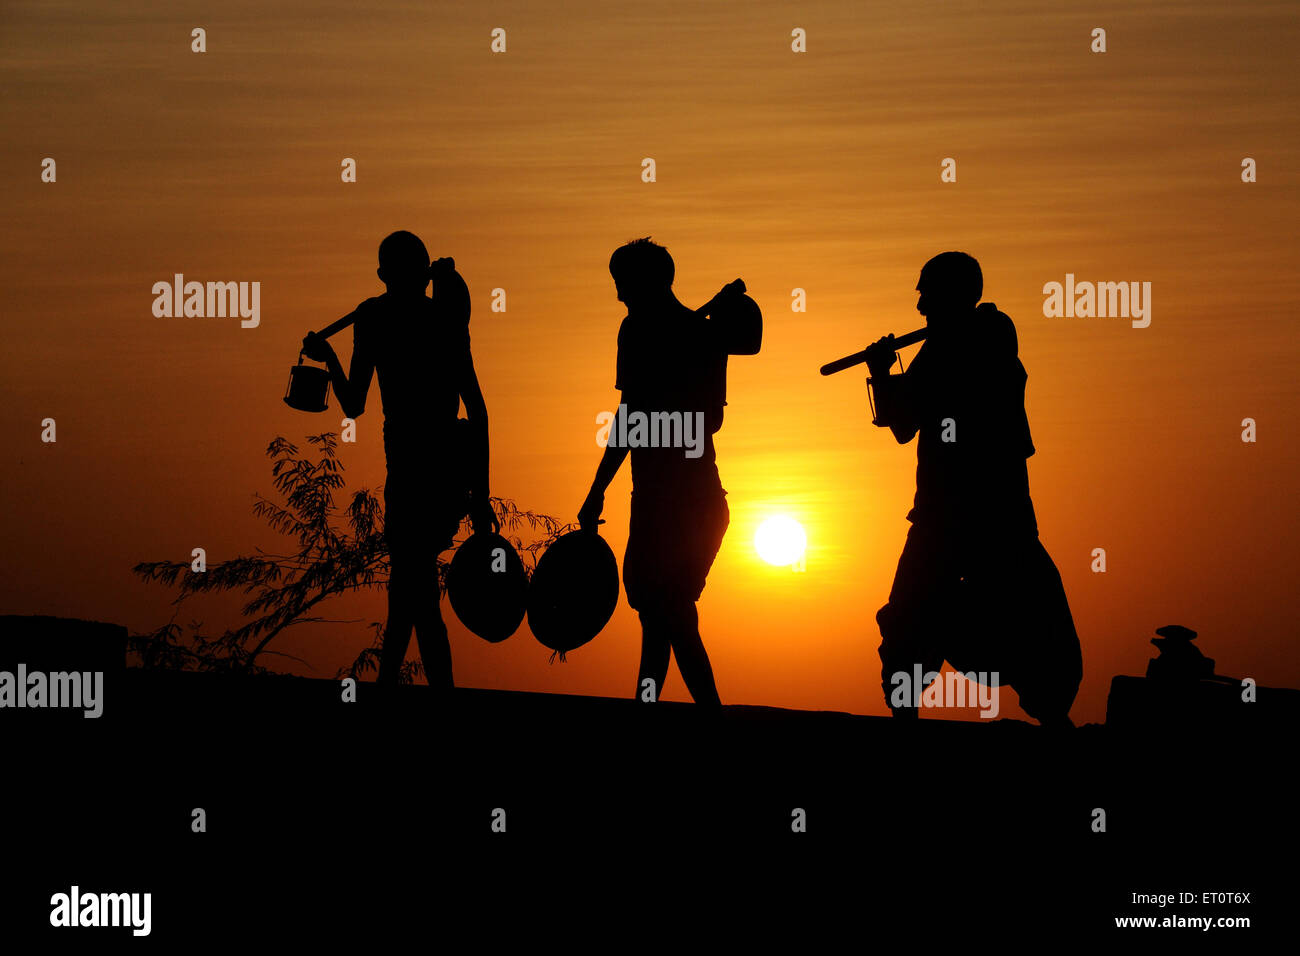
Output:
[
  {"xmin": 579, "ymin": 238, "xmax": 733, "ymax": 709},
  {"xmin": 866, "ymin": 252, "xmax": 1081, "ymax": 726},
  {"xmin": 302, "ymin": 230, "xmax": 497, "ymax": 689}
]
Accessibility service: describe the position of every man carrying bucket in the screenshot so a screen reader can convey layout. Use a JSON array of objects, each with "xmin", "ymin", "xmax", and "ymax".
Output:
[
  {"xmin": 579, "ymin": 238, "xmax": 760, "ymax": 709},
  {"xmin": 302, "ymin": 230, "xmax": 498, "ymax": 689}
]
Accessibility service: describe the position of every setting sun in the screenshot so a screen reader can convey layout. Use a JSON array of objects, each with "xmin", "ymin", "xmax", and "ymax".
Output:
[{"xmin": 754, "ymin": 515, "xmax": 807, "ymax": 567}]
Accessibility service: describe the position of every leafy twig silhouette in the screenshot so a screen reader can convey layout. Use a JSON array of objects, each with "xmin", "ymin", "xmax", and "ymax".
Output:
[{"xmin": 131, "ymin": 433, "xmax": 572, "ymax": 683}]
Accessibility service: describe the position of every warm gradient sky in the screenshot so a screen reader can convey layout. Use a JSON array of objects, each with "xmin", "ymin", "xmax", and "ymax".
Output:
[{"xmin": 2, "ymin": 0, "xmax": 1297, "ymax": 723}]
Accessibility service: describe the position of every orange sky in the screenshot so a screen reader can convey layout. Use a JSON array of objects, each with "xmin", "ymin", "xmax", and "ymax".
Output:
[{"xmin": 2, "ymin": 0, "xmax": 1297, "ymax": 724}]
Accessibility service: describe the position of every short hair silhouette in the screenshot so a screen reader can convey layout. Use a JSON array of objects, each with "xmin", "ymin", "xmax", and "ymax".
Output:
[
  {"xmin": 609, "ymin": 237, "xmax": 675, "ymax": 294},
  {"xmin": 918, "ymin": 251, "xmax": 983, "ymax": 309},
  {"xmin": 378, "ymin": 230, "xmax": 430, "ymax": 286}
]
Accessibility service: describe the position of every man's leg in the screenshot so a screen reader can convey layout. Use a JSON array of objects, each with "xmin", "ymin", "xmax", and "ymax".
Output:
[
  {"xmin": 877, "ymin": 523, "xmax": 953, "ymax": 717},
  {"xmin": 383, "ymin": 489, "xmax": 455, "ymax": 689},
  {"xmin": 414, "ymin": 516, "xmax": 459, "ymax": 692},
  {"xmin": 413, "ymin": 559, "xmax": 453, "ymax": 691},
  {"xmin": 378, "ymin": 554, "xmax": 416, "ymax": 685},
  {"xmin": 626, "ymin": 500, "xmax": 673, "ymax": 702},
  {"xmin": 626, "ymin": 489, "xmax": 727, "ymax": 709},
  {"xmin": 665, "ymin": 600, "xmax": 721, "ymax": 709},
  {"xmin": 378, "ymin": 484, "xmax": 416, "ymax": 685},
  {"xmin": 380, "ymin": 527, "xmax": 450, "ymax": 687},
  {"xmin": 636, "ymin": 609, "xmax": 672, "ymax": 701},
  {"xmin": 662, "ymin": 491, "xmax": 729, "ymax": 709}
]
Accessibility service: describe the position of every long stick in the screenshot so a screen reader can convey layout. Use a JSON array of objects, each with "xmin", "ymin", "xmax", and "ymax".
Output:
[
  {"xmin": 310, "ymin": 258, "xmax": 461, "ymax": 340},
  {"xmin": 819, "ymin": 326, "xmax": 927, "ymax": 376}
]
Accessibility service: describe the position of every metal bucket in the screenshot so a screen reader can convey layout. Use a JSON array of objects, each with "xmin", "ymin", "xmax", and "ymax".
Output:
[{"xmin": 283, "ymin": 355, "xmax": 331, "ymax": 412}]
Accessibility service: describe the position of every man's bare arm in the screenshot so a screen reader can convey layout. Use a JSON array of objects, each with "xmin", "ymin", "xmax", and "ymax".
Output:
[
  {"xmin": 458, "ymin": 350, "xmax": 499, "ymax": 534},
  {"xmin": 579, "ymin": 405, "xmax": 630, "ymax": 530},
  {"xmin": 302, "ymin": 310, "xmax": 373, "ymax": 420}
]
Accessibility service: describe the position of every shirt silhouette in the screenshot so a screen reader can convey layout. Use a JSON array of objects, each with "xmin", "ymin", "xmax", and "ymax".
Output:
[
  {"xmin": 615, "ymin": 302, "xmax": 726, "ymax": 496},
  {"xmin": 895, "ymin": 303, "xmax": 1037, "ymax": 535}
]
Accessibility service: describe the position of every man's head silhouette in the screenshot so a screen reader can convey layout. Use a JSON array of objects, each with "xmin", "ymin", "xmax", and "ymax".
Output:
[
  {"xmin": 377, "ymin": 230, "xmax": 431, "ymax": 297},
  {"xmin": 610, "ymin": 238, "xmax": 675, "ymax": 310},
  {"xmin": 916, "ymin": 251, "xmax": 982, "ymax": 324}
]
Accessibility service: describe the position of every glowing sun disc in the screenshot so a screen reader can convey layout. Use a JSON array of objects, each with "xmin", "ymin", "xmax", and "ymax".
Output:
[{"xmin": 755, "ymin": 515, "xmax": 807, "ymax": 566}]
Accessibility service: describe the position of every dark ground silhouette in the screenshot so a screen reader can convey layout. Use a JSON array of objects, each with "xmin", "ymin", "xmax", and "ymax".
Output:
[
  {"xmin": 4, "ymin": 613, "xmax": 1297, "ymax": 940},
  {"xmin": 3, "ymin": 614, "xmax": 1295, "ymax": 939}
]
